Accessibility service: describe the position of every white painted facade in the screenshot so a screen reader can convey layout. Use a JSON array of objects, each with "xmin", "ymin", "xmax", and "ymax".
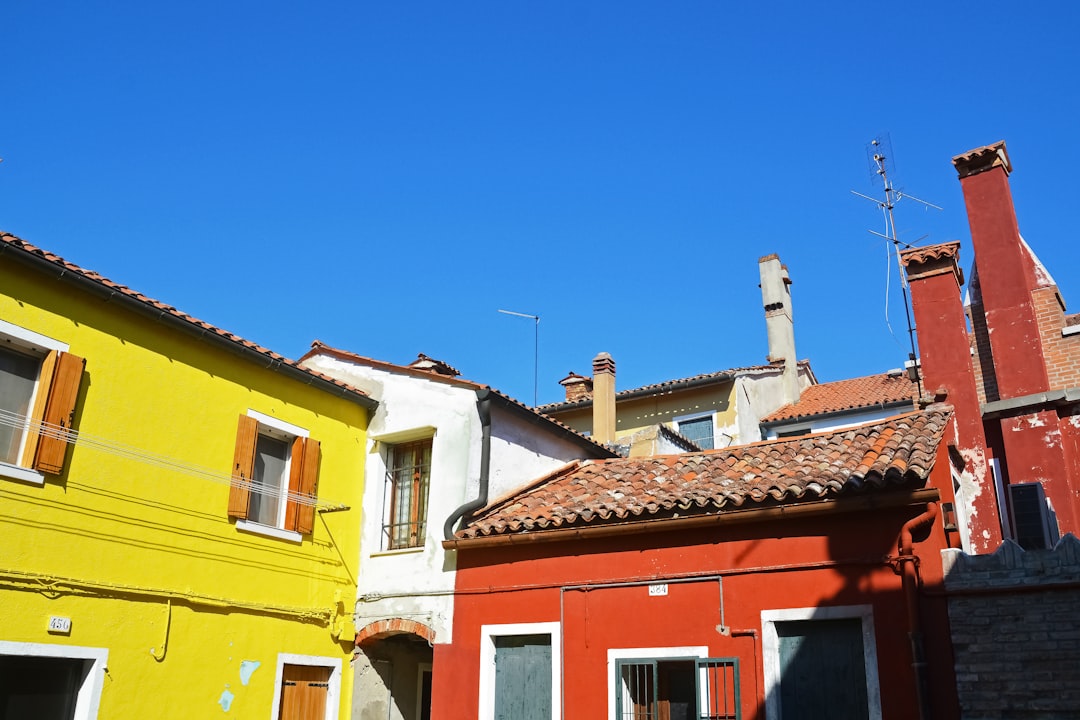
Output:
[
  {"xmin": 761, "ymin": 405, "xmax": 912, "ymax": 440},
  {"xmin": 299, "ymin": 350, "xmax": 606, "ymax": 645}
]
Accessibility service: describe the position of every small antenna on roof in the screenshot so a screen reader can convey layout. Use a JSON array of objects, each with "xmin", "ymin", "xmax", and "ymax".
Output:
[
  {"xmin": 498, "ymin": 309, "xmax": 540, "ymax": 406},
  {"xmin": 851, "ymin": 135, "xmax": 941, "ymax": 398}
]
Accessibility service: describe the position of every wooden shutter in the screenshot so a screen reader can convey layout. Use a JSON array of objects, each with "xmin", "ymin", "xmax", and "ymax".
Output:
[
  {"xmin": 28, "ymin": 351, "xmax": 85, "ymax": 475},
  {"xmin": 229, "ymin": 414, "xmax": 259, "ymax": 519},
  {"xmin": 287, "ymin": 437, "xmax": 320, "ymax": 534}
]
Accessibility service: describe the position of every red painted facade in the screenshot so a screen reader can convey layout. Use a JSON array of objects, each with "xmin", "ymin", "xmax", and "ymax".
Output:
[
  {"xmin": 434, "ymin": 471, "xmax": 958, "ymax": 719},
  {"xmin": 904, "ymin": 141, "xmax": 1080, "ymax": 547}
]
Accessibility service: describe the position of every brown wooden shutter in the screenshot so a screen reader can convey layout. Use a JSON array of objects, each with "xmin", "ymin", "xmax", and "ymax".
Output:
[
  {"xmin": 290, "ymin": 437, "xmax": 321, "ymax": 534},
  {"xmin": 229, "ymin": 414, "xmax": 259, "ymax": 519},
  {"xmin": 30, "ymin": 351, "xmax": 85, "ymax": 475}
]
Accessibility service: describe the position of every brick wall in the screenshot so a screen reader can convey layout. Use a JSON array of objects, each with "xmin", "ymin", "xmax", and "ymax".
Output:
[
  {"xmin": 1032, "ymin": 286, "xmax": 1080, "ymax": 391},
  {"xmin": 967, "ymin": 298, "xmax": 999, "ymax": 405},
  {"xmin": 942, "ymin": 535, "xmax": 1080, "ymax": 719}
]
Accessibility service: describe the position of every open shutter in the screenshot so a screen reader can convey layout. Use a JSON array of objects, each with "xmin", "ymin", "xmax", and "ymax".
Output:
[
  {"xmin": 288, "ymin": 437, "xmax": 320, "ymax": 534},
  {"xmin": 229, "ymin": 415, "xmax": 259, "ymax": 519},
  {"xmin": 29, "ymin": 351, "xmax": 84, "ymax": 475}
]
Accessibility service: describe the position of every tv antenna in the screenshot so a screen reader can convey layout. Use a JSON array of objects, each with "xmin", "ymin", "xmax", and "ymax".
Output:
[
  {"xmin": 498, "ymin": 309, "xmax": 540, "ymax": 406},
  {"xmin": 850, "ymin": 136, "xmax": 942, "ymax": 397}
]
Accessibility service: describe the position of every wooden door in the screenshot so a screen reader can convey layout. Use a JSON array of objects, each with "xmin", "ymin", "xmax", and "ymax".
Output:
[{"xmin": 278, "ymin": 664, "xmax": 332, "ymax": 720}]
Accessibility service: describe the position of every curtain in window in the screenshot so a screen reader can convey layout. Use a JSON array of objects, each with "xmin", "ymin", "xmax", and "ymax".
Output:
[{"xmin": 0, "ymin": 347, "xmax": 39, "ymax": 465}]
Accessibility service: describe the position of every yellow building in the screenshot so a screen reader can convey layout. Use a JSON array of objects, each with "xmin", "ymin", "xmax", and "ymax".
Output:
[{"xmin": 0, "ymin": 233, "xmax": 374, "ymax": 719}]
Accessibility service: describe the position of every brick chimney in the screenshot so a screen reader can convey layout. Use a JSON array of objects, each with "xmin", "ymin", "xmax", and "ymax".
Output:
[
  {"xmin": 952, "ymin": 141, "xmax": 1050, "ymax": 398},
  {"xmin": 901, "ymin": 241, "xmax": 1002, "ymax": 552},
  {"xmin": 591, "ymin": 353, "xmax": 616, "ymax": 444},
  {"xmin": 952, "ymin": 142, "xmax": 1077, "ymax": 536},
  {"xmin": 558, "ymin": 372, "xmax": 593, "ymax": 403},
  {"xmin": 758, "ymin": 254, "xmax": 800, "ymax": 404}
]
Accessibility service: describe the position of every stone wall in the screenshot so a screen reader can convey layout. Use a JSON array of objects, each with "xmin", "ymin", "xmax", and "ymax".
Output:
[{"xmin": 942, "ymin": 535, "xmax": 1080, "ymax": 719}]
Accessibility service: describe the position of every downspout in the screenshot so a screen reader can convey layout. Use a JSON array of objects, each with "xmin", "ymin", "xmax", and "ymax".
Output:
[
  {"xmin": 898, "ymin": 502, "xmax": 938, "ymax": 720},
  {"xmin": 443, "ymin": 388, "xmax": 493, "ymax": 540}
]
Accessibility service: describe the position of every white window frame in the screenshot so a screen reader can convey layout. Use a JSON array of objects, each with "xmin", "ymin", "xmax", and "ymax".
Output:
[
  {"xmin": 606, "ymin": 645, "xmax": 709, "ymax": 720},
  {"xmin": 479, "ymin": 621, "xmax": 562, "ymax": 720},
  {"xmin": 672, "ymin": 412, "xmax": 716, "ymax": 449},
  {"xmin": 0, "ymin": 320, "xmax": 68, "ymax": 486},
  {"xmin": 235, "ymin": 410, "xmax": 308, "ymax": 543},
  {"xmin": 761, "ymin": 604, "xmax": 881, "ymax": 720},
  {"xmin": 0, "ymin": 640, "xmax": 108, "ymax": 720},
  {"xmin": 269, "ymin": 653, "xmax": 342, "ymax": 720}
]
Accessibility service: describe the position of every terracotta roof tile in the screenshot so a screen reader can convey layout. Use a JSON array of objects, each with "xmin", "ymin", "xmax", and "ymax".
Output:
[
  {"xmin": 458, "ymin": 407, "xmax": 950, "ymax": 539},
  {"xmin": 760, "ymin": 372, "xmax": 917, "ymax": 424},
  {"xmin": 1, "ymin": 232, "xmax": 372, "ymax": 404},
  {"xmin": 300, "ymin": 341, "xmax": 615, "ymax": 455}
]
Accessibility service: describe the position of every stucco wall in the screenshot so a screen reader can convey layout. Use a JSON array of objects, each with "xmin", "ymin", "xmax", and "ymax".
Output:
[
  {"xmin": 0, "ymin": 261, "xmax": 367, "ymax": 718},
  {"xmin": 300, "ymin": 354, "xmax": 606, "ymax": 647}
]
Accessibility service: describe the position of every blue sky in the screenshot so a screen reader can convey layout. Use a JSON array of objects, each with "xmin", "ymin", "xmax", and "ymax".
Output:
[{"xmin": 3, "ymin": 2, "xmax": 1077, "ymax": 405}]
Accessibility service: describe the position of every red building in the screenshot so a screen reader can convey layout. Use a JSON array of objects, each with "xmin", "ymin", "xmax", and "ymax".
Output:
[
  {"xmin": 902, "ymin": 141, "xmax": 1080, "ymax": 554},
  {"xmin": 434, "ymin": 408, "xmax": 958, "ymax": 720}
]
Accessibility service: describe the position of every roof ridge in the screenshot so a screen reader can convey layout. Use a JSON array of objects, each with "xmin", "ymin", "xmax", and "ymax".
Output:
[{"xmin": 0, "ymin": 232, "xmax": 373, "ymax": 406}]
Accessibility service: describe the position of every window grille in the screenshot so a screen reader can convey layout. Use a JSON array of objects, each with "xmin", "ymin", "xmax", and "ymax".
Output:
[
  {"xmin": 677, "ymin": 416, "xmax": 715, "ymax": 450},
  {"xmin": 616, "ymin": 657, "xmax": 739, "ymax": 720},
  {"xmin": 384, "ymin": 439, "xmax": 432, "ymax": 549}
]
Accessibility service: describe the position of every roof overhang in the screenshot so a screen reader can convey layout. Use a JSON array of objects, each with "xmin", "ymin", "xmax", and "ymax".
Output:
[
  {"xmin": 1, "ymin": 237, "xmax": 378, "ymax": 411},
  {"xmin": 443, "ymin": 486, "xmax": 940, "ymax": 550}
]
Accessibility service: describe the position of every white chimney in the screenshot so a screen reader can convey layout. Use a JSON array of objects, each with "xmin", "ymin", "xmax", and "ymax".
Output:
[{"xmin": 759, "ymin": 254, "xmax": 800, "ymax": 404}]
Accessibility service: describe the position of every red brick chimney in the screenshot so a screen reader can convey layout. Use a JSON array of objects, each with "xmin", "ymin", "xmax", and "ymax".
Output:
[
  {"xmin": 952, "ymin": 141, "xmax": 1078, "ymax": 537},
  {"xmin": 952, "ymin": 141, "xmax": 1050, "ymax": 398},
  {"xmin": 558, "ymin": 372, "xmax": 593, "ymax": 403},
  {"xmin": 591, "ymin": 353, "xmax": 616, "ymax": 444},
  {"xmin": 901, "ymin": 241, "xmax": 1002, "ymax": 552}
]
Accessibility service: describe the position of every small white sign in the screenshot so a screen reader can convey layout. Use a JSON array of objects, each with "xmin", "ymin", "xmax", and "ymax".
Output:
[
  {"xmin": 648, "ymin": 583, "xmax": 668, "ymax": 597},
  {"xmin": 47, "ymin": 616, "xmax": 72, "ymax": 634}
]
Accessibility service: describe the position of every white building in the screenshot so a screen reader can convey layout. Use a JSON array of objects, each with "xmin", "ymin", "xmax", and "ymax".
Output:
[{"xmin": 298, "ymin": 344, "xmax": 614, "ymax": 720}]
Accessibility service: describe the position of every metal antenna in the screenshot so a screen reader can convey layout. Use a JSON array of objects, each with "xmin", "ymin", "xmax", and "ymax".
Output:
[
  {"xmin": 498, "ymin": 309, "xmax": 540, "ymax": 406},
  {"xmin": 850, "ymin": 136, "xmax": 942, "ymax": 398}
]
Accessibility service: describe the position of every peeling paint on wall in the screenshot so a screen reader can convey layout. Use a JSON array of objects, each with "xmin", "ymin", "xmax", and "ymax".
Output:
[
  {"xmin": 239, "ymin": 660, "xmax": 260, "ymax": 686},
  {"xmin": 218, "ymin": 687, "xmax": 234, "ymax": 712}
]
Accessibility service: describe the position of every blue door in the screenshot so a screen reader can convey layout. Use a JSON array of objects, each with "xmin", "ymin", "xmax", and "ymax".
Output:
[
  {"xmin": 777, "ymin": 619, "xmax": 869, "ymax": 720},
  {"xmin": 494, "ymin": 634, "xmax": 552, "ymax": 720}
]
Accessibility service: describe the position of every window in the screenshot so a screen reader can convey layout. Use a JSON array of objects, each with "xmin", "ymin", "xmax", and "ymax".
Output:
[
  {"xmin": 229, "ymin": 411, "xmax": 321, "ymax": 539},
  {"xmin": 383, "ymin": 438, "xmax": 431, "ymax": 549},
  {"xmin": 0, "ymin": 641, "xmax": 108, "ymax": 720},
  {"xmin": 0, "ymin": 320, "xmax": 84, "ymax": 484},
  {"xmin": 616, "ymin": 657, "xmax": 739, "ymax": 720},
  {"xmin": 479, "ymin": 622, "xmax": 561, "ymax": 720},
  {"xmin": 761, "ymin": 606, "xmax": 881, "ymax": 720},
  {"xmin": 676, "ymin": 415, "xmax": 714, "ymax": 450}
]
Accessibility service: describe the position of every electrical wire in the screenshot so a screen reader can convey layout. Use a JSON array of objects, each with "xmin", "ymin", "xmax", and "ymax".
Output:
[{"xmin": 0, "ymin": 409, "xmax": 344, "ymax": 509}]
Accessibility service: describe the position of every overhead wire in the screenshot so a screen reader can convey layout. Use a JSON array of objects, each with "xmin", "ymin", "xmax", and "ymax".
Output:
[{"xmin": 0, "ymin": 409, "xmax": 345, "ymax": 509}]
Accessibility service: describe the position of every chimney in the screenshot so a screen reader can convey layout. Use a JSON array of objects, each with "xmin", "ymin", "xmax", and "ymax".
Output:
[
  {"xmin": 901, "ymin": 241, "xmax": 1001, "ymax": 553},
  {"xmin": 952, "ymin": 141, "xmax": 1049, "ymax": 398},
  {"xmin": 558, "ymin": 372, "xmax": 593, "ymax": 403},
  {"xmin": 591, "ymin": 352, "xmax": 616, "ymax": 444},
  {"xmin": 758, "ymin": 254, "xmax": 800, "ymax": 404}
]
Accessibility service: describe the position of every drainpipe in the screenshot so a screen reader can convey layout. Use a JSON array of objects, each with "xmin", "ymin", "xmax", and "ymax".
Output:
[
  {"xmin": 898, "ymin": 502, "xmax": 938, "ymax": 720},
  {"xmin": 443, "ymin": 388, "xmax": 493, "ymax": 540}
]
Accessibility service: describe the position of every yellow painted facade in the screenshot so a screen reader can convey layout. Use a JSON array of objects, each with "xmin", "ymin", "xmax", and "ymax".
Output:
[{"xmin": 0, "ymin": 248, "xmax": 370, "ymax": 718}]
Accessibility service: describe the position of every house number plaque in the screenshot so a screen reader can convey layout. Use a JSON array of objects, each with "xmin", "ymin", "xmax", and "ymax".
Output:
[
  {"xmin": 48, "ymin": 616, "xmax": 72, "ymax": 634},
  {"xmin": 648, "ymin": 583, "xmax": 668, "ymax": 596}
]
